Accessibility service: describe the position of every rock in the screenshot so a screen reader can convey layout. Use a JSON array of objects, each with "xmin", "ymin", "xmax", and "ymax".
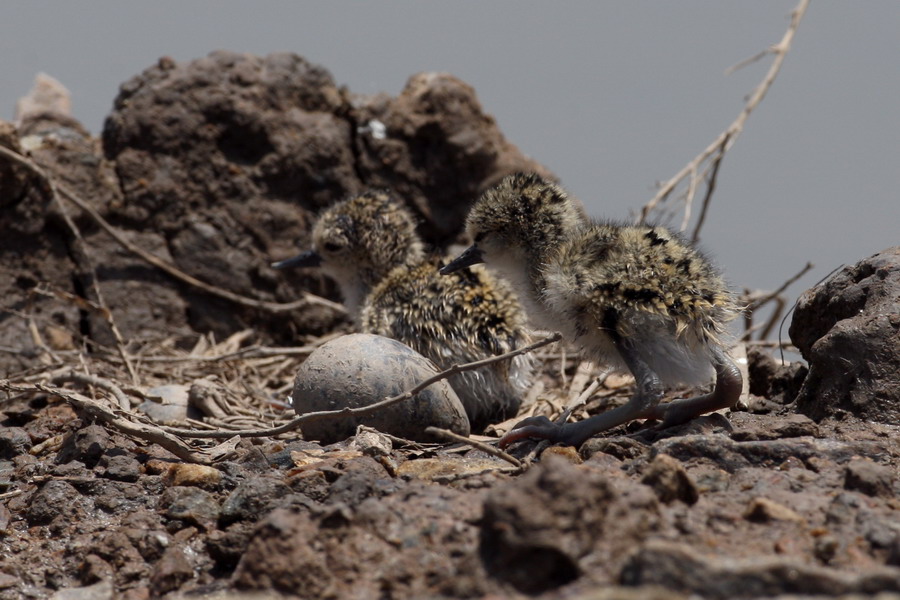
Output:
[
  {"xmin": 790, "ymin": 247, "xmax": 900, "ymax": 423},
  {"xmin": 620, "ymin": 540, "xmax": 900, "ymax": 599},
  {"xmin": 78, "ymin": 554, "xmax": 114, "ymax": 585},
  {"xmin": 349, "ymin": 430, "xmax": 393, "ymax": 458},
  {"xmin": 325, "ymin": 457, "xmax": 392, "ymax": 508},
  {"xmin": 102, "ymin": 454, "xmax": 141, "ymax": 482},
  {"xmin": 640, "ymin": 454, "xmax": 699, "ymax": 505},
  {"xmin": 15, "ymin": 73, "xmax": 72, "ymax": 124},
  {"xmin": 2, "ymin": 53, "xmax": 551, "ymax": 369},
  {"xmin": 138, "ymin": 384, "xmax": 194, "ymax": 425},
  {"xmin": 164, "ymin": 463, "xmax": 223, "ymax": 489},
  {"xmin": 394, "ymin": 455, "xmax": 509, "ymax": 481},
  {"xmin": 844, "ymin": 458, "xmax": 895, "ymax": 498},
  {"xmin": 651, "ymin": 434, "xmax": 890, "ymax": 474},
  {"xmin": 233, "ymin": 509, "xmax": 334, "ymax": 597},
  {"xmin": 746, "ymin": 346, "xmax": 807, "ymax": 404},
  {"xmin": 0, "ymin": 427, "xmax": 31, "ymax": 458},
  {"xmin": 48, "ymin": 580, "xmax": 114, "ymax": 600},
  {"xmin": 479, "ymin": 457, "xmax": 615, "ymax": 594},
  {"xmin": 149, "ymin": 545, "xmax": 194, "ymax": 596},
  {"xmin": 581, "ymin": 436, "xmax": 650, "ymax": 461},
  {"xmin": 220, "ymin": 477, "xmax": 291, "ymax": 525},
  {"xmin": 730, "ymin": 413, "xmax": 820, "ymax": 442},
  {"xmin": 744, "ymin": 497, "xmax": 806, "ymax": 523},
  {"xmin": 159, "ymin": 486, "xmax": 221, "ymax": 529},
  {"xmin": 27, "ymin": 479, "xmax": 82, "ymax": 525},
  {"xmin": 292, "ymin": 333, "xmax": 470, "ymax": 443},
  {"xmin": 55, "ymin": 424, "xmax": 109, "ymax": 468},
  {"xmin": 206, "ymin": 521, "xmax": 255, "ymax": 570}
]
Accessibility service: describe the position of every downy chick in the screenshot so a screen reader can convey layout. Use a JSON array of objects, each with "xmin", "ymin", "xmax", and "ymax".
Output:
[
  {"xmin": 441, "ymin": 173, "xmax": 742, "ymax": 447},
  {"xmin": 273, "ymin": 189, "xmax": 532, "ymax": 432}
]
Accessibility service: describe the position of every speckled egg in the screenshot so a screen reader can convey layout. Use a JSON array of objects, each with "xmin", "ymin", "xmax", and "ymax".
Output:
[{"xmin": 292, "ymin": 333, "xmax": 471, "ymax": 443}]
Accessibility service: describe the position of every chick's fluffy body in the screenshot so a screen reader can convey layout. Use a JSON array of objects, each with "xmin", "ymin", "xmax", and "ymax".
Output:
[{"xmin": 466, "ymin": 173, "xmax": 738, "ymax": 387}]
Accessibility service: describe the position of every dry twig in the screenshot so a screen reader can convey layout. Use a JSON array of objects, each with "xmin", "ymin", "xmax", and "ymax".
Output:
[
  {"xmin": 425, "ymin": 426, "xmax": 523, "ymax": 469},
  {"xmin": 0, "ymin": 144, "xmax": 139, "ymax": 382},
  {"xmin": 0, "ymin": 380, "xmax": 208, "ymax": 464},
  {"xmin": 741, "ymin": 261, "xmax": 813, "ymax": 341},
  {"xmin": 51, "ymin": 369, "xmax": 133, "ymax": 411},
  {"xmin": 0, "ymin": 144, "xmax": 344, "ymax": 317},
  {"xmin": 638, "ymin": 0, "xmax": 810, "ymax": 239}
]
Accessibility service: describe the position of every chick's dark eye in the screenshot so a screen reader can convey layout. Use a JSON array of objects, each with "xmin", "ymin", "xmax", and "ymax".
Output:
[
  {"xmin": 323, "ymin": 242, "xmax": 343, "ymax": 253},
  {"xmin": 474, "ymin": 232, "xmax": 487, "ymax": 243}
]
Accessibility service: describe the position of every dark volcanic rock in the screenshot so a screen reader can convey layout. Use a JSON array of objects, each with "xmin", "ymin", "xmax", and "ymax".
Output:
[
  {"xmin": 790, "ymin": 247, "xmax": 900, "ymax": 423},
  {"xmin": 844, "ymin": 458, "xmax": 896, "ymax": 499},
  {"xmin": 0, "ymin": 427, "xmax": 31, "ymax": 458},
  {"xmin": 621, "ymin": 540, "xmax": 900, "ymax": 599},
  {"xmin": 98, "ymin": 51, "xmax": 551, "ymax": 343},
  {"xmin": 640, "ymin": 453, "xmax": 699, "ymax": 505},
  {"xmin": 747, "ymin": 346, "xmax": 807, "ymax": 405},
  {"xmin": 2, "ymin": 52, "xmax": 551, "ymax": 371},
  {"xmin": 149, "ymin": 545, "xmax": 194, "ymax": 596},
  {"xmin": 27, "ymin": 479, "xmax": 84, "ymax": 525},
  {"xmin": 234, "ymin": 481, "xmax": 487, "ymax": 599},
  {"xmin": 219, "ymin": 476, "xmax": 290, "ymax": 526},
  {"xmin": 160, "ymin": 486, "xmax": 221, "ymax": 529},
  {"xmin": 56, "ymin": 424, "xmax": 109, "ymax": 468},
  {"xmin": 480, "ymin": 457, "xmax": 615, "ymax": 594}
]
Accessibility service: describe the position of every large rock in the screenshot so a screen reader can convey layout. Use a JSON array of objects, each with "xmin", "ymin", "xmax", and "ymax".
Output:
[
  {"xmin": 789, "ymin": 247, "xmax": 900, "ymax": 423},
  {"xmin": 0, "ymin": 52, "xmax": 552, "ymax": 374}
]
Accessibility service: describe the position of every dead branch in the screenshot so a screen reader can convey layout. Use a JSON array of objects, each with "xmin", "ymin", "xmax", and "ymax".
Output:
[
  {"xmin": 164, "ymin": 331, "xmax": 564, "ymax": 440},
  {"xmin": 0, "ymin": 144, "xmax": 345, "ymax": 317},
  {"xmin": 0, "ymin": 144, "xmax": 139, "ymax": 382},
  {"xmin": 0, "ymin": 380, "xmax": 209, "ymax": 464},
  {"xmin": 741, "ymin": 261, "xmax": 813, "ymax": 341},
  {"xmin": 638, "ymin": 0, "xmax": 810, "ymax": 236},
  {"xmin": 51, "ymin": 369, "xmax": 133, "ymax": 411},
  {"xmin": 425, "ymin": 426, "xmax": 523, "ymax": 469}
]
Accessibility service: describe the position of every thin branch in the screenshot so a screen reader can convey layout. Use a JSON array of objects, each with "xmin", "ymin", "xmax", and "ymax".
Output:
[
  {"xmin": 0, "ymin": 144, "xmax": 139, "ymax": 382},
  {"xmin": 0, "ymin": 380, "xmax": 209, "ymax": 464},
  {"xmin": 165, "ymin": 332, "xmax": 564, "ymax": 440},
  {"xmin": 51, "ymin": 370, "xmax": 132, "ymax": 411},
  {"xmin": 638, "ymin": 0, "xmax": 810, "ymax": 226},
  {"xmin": 690, "ymin": 133, "xmax": 728, "ymax": 243},
  {"xmin": 0, "ymin": 144, "xmax": 345, "ymax": 316},
  {"xmin": 741, "ymin": 261, "xmax": 813, "ymax": 341},
  {"xmin": 425, "ymin": 426, "xmax": 523, "ymax": 469},
  {"xmin": 724, "ymin": 48, "xmax": 772, "ymax": 76}
]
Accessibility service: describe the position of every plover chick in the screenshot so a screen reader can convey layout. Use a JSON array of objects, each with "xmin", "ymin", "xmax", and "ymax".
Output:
[
  {"xmin": 441, "ymin": 173, "xmax": 743, "ymax": 448},
  {"xmin": 273, "ymin": 189, "xmax": 532, "ymax": 432}
]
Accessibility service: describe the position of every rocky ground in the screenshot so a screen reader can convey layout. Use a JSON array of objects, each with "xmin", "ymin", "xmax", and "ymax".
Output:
[{"xmin": 0, "ymin": 53, "xmax": 898, "ymax": 599}]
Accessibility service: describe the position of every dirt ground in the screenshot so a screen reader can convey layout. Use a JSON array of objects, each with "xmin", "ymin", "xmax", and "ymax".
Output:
[
  {"xmin": 1, "ymin": 53, "xmax": 898, "ymax": 599},
  {"xmin": 0, "ymin": 345, "xmax": 898, "ymax": 600}
]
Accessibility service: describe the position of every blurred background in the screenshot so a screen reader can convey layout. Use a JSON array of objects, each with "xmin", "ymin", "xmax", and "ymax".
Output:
[{"xmin": 2, "ymin": 1, "xmax": 898, "ymax": 339}]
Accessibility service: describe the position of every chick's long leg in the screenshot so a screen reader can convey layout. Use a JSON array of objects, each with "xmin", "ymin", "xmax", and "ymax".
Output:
[
  {"xmin": 643, "ymin": 346, "xmax": 743, "ymax": 427},
  {"xmin": 498, "ymin": 337, "xmax": 666, "ymax": 448}
]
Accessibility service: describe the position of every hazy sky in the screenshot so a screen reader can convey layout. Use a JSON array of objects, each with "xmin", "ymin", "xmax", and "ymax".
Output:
[{"xmin": 3, "ymin": 2, "xmax": 898, "ymax": 337}]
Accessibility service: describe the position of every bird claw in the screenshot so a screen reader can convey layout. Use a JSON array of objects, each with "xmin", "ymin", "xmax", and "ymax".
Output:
[{"xmin": 497, "ymin": 415, "xmax": 566, "ymax": 449}]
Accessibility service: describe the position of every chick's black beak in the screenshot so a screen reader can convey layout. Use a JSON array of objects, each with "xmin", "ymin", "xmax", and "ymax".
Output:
[
  {"xmin": 440, "ymin": 245, "xmax": 484, "ymax": 275},
  {"xmin": 271, "ymin": 249, "xmax": 322, "ymax": 270}
]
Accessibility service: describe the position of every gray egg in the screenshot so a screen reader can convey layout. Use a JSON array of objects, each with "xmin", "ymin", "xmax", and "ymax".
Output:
[{"xmin": 292, "ymin": 333, "xmax": 471, "ymax": 443}]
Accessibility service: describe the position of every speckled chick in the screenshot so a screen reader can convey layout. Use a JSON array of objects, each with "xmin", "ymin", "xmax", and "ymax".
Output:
[
  {"xmin": 273, "ymin": 189, "xmax": 532, "ymax": 432},
  {"xmin": 441, "ymin": 173, "xmax": 743, "ymax": 448}
]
